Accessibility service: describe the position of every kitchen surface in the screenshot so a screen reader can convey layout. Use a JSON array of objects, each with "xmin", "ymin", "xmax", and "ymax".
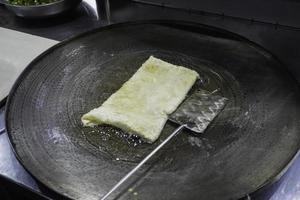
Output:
[{"xmin": 0, "ymin": 0, "xmax": 300, "ymax": 199}]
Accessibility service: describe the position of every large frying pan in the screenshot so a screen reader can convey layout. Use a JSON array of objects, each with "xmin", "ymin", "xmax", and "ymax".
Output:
[{"xmin": 5, "ymin": 21, "xmax": 300, "ymax": 200}]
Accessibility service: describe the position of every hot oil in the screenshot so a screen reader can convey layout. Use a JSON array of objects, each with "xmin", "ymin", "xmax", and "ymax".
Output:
[
  {"xmin": 83, "ymin": 125, "xmax": 151, "ymax": 163},
  {"xmin": 81, "ymin": 122, "xmax": 192, "ymax": 165}
]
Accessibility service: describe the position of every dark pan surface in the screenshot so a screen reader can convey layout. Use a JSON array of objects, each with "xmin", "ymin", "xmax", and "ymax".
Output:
[{"xmin": 5, "ymin": 21, "xmax": 300, "ymax": 200}]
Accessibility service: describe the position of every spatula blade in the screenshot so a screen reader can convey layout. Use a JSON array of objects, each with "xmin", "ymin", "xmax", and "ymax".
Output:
[{"xmin": 169, "ymin": 90, "xmax": 227, "ymax": 133}]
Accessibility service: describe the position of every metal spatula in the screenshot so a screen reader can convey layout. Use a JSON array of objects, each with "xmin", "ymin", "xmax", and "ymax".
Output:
[{"xmin": 100, "ymin": 90, "xmax": 228, "ymax": 200}]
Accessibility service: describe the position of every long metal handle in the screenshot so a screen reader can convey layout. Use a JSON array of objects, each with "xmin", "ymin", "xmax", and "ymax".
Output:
[
  {"xmin": 100, "ymin": 124, "xmax": 186, "ymax": 200},
  {"xmin": 0, "ymin": 128, "xmax": 5, "ymax": 134}
]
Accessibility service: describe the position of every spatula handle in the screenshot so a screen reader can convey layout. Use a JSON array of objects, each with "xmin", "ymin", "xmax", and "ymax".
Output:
[{"xmin": 100, "ymin": 124, "xmax": 186, "ymax": 200}]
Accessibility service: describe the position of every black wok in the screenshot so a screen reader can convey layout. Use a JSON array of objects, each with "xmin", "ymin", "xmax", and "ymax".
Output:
[{"xmin": 5, "ymin": 21, "xmax": 300, "ymax": 200}]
